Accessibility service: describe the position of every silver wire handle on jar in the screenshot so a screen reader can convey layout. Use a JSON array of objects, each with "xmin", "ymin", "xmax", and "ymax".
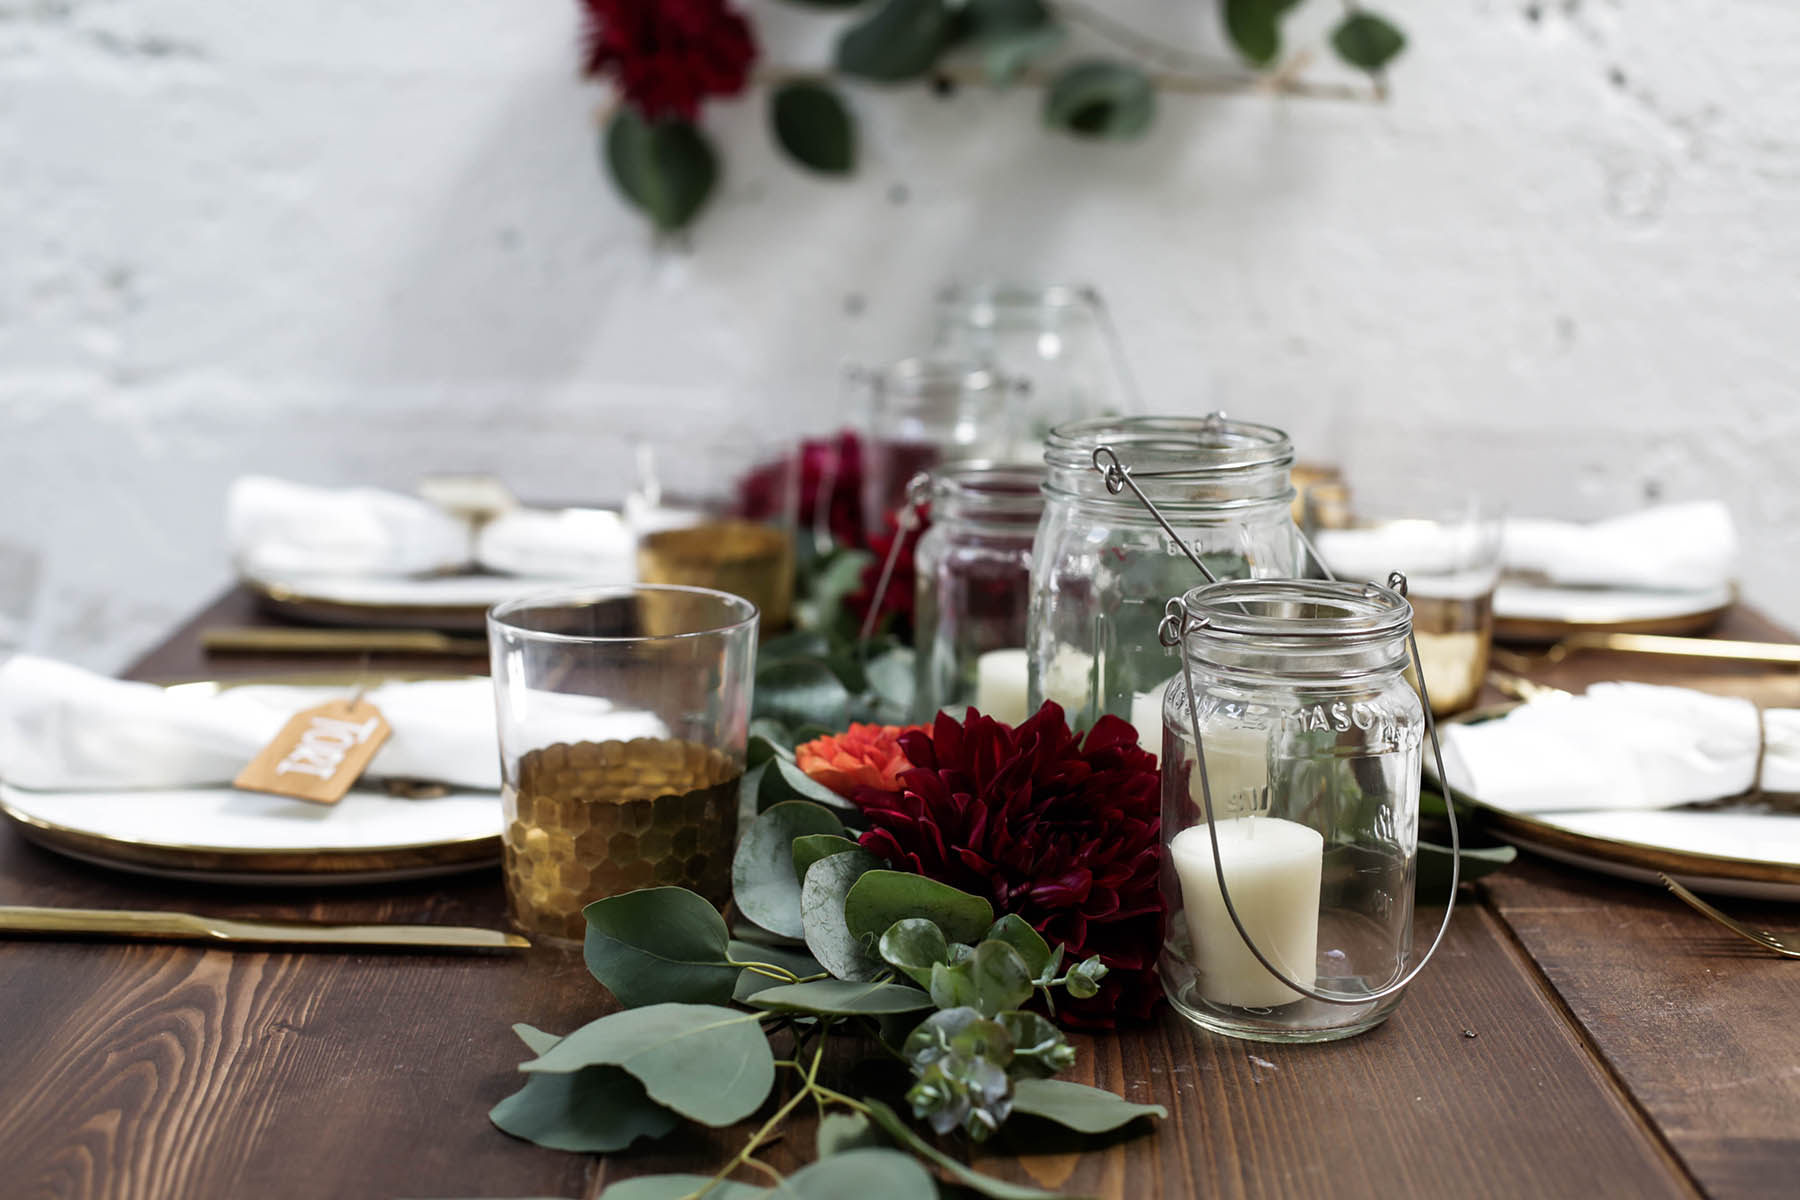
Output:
[
  {"xmin": 1096, "ymin": 443, "xmax": 1463, "ymax": 1008},
  {"xmin": 857, "ymin": 471, "xmax": 933, "ymax": 650}
]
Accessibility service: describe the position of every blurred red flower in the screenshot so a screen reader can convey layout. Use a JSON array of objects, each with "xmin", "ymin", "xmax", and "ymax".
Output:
[
  {"xmin": 852, "ymin": 704, "xmax": 1164, "ymax": 1029},
  {"xmin": 579, "ymin": 0, "xmax": 756, "ymax": 121}
]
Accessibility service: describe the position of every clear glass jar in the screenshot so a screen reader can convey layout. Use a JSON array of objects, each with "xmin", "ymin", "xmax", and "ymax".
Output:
[
  {"xmin": 934, "ymin": 284, "xmax": 1138, "ymax": 447},
  {"xmin": 1159, "ymin": 578, "xmax": 1424, "ymax": 1042},
  {"xmin": 912, "ymin": 464, "xmax": 1045, "ymax": 723},
  {"xmin": 1028, "ymin": 415, "xmax": 1299, "ymax": 730},
  {"xmin": 852, "ymin": 356, "xmax": 1022, "ymax": 537}
]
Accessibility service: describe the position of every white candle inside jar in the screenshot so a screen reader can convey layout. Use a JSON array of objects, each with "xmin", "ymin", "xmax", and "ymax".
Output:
[
  {"xmin": 973, "ymin": 649, "xmax": 1032, "ymax": 725},
  {"xmin": 1170, "ymin": 817, "xmax": 1324, "ymax": 1008},
  {"xmin": 1038, "ymin": 648, "xmax": 1094, "ymax": 719},
  {"xmin": 1130, "ymin": 675, "xmax": 1176, "ymax": 760}
]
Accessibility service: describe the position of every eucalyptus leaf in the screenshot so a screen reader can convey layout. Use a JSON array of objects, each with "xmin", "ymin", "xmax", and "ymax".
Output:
[
  {"xmin": 1062, "ymin": 955, "xmax": 1107, "ymax": 1000},
  {"xmin": 983, "ymin": 914, "xmax": 1052, "ymax": 980},
  {"xmin": 750, "ymin": 979, "xmax": 934, "ymax": 1015},
  {"xmin": 747, "ymin": 729, "xmax": 795, "ymax": 765},
  {"xmin": 1010, "ymin": 1078, "xmax": 1166, "ymax": 1133},
  {"xmin": 597, "ymin": 1177, "xmax": 766, "ymax": 1200},
  {"xmin": 489, "ymin": 1063, "xmax": 680, "ymax": 1153},
  {"xmin": 772, "ymin": 80, "xmax": 856, "ymax": 174},
  {"xmin": 1044, "ymin": 61, "xmax": 1155, "ymax": 140},
  {"xmin": 864, "ymin": 1100, "xmax": 1067, "ymax": 1200},
  {"xmin": 1417, "ymin": 840, "xmax": 1516, "ymax": 903},
  {"xmin": 1331, "ymin": 11, "xmax": 1406, "ymax": 72},
  {"xmin": 929, "ymin": 959, "xmax": 981, "ymax": 1011},
  {"xmin": 520, "ymin": 1004, "xmax": 774, "ymax": 1127},
  {"xmin": 761, "ymin": 755, "xmax": 857, "ymax": 811},
  {"xmin": 510, "ymin": 1022, "xmax": 562, "ymax": 1058},
  {"xmin": 800, "ymin": 849, "xmax": 885, "ymax": 980},
  {"xmin": 1222, "ymin": 0, "xmax": 1300, "ymax": 67},
  {"xmin": 733, "ymin": 801, "xmax": 847, "ymax": 939},
  {"xmin": 996, "ymin": 1011, "xmax": 1072, "ymax": 1078},
  {"xmin": 794, "ymin": 833, "xmax": 863, "ymax": 881},
  {"xmin": 836, "ymin": 0, "xmax": 954, "ymax": 82},
  {"xmin": 603, "ymin": 109, "xmax": 717, "ymax": 233},
  {"xmin": 817, "ymin": 1111, "xmax": 885, "ymax": 1156},
  {"xmin": 785, "ymin": 1150, "xmax": 938, "ymax": 1199},
  {"xmin": 967, "ymin": 0, "xmax": 1050, "ymax": 34},
  {"xmin": 982, "ymin": 24, "xmax": 1064, "ymax": 85},
  {"xmin": 968, "ymin": 939, "xmax": 1035, "ymax": 1016},
  {"xmin": 757, "ymin": 659, "xmax": 853, "ymax": 729},
  {"xmin": 844, "ymin": 870, "xmax": 994, "ymax": 945},
  {"xmin": 880, "ymin": 917, "xmax": 951, "ymax": 987},
  {"xmin": 582, "ymin": 887, "xmax": 738, "ymax": 1008},
  {"xmin": 863, "ymin": 647, "xmax": 917, "ymax": 722}
]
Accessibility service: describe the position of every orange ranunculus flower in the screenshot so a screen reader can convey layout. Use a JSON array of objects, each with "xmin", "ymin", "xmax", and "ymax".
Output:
[{"xmin": 795, "ymin": 722, "xmax": 927, "ymax": 798}]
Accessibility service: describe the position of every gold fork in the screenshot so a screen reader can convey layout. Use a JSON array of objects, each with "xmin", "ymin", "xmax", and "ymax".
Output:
[{"xmin": 1660, "ymin": 874, "xmax": 1800, "ymax": 958}]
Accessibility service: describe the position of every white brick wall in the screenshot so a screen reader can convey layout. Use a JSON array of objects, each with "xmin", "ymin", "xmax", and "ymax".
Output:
[{"xmin": 3, "ymin": 0, "xmax": 1796, "ymax": 667}]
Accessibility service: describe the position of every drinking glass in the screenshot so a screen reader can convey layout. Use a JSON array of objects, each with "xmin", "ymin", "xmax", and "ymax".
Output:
[
  {"xmin": 488, "ymin": 585, "xmax": 758, "ymax": 941},
  {"xmin": 1314, "ymin": 492, "xmax": 1504, "ymax": 716}
]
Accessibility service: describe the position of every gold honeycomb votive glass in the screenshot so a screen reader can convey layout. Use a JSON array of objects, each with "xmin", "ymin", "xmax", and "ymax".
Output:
[{"xmin": 488, "ymin": 585, "xmax": 758, "ymax": 943}]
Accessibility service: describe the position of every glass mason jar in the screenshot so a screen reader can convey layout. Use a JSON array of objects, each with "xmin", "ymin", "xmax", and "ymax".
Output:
[
  {"xmin": 934, "ymin": 284, "xmax": 1139, "ymax": 446},
  {"xmin": 851, "ymin": 356, "xmax": 1022, "ymax": 538},
  {"xmin": 1028, "ymin": 415, "xmax": 1299, "ymax": 731},
  {"xmin": 912, "ymin": 464, "xmax": 1045, "ymax": 724},
  {"xmin": 1159, "ymin": 578, "xmax": 1425, "ymax": 1042}
]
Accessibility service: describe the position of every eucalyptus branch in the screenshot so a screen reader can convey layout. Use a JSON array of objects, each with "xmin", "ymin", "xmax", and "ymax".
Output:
[
  {"xmin": 1051, "ymin": 0, "xmax": 1216, "ymax": 73},
  {"xmin": 682, "ymin": 1036, "xmax": 830, "ymax": 1200},
  {"xmin": 750, "ymin": 61, "xmax": 1376, "ymax": 104}
]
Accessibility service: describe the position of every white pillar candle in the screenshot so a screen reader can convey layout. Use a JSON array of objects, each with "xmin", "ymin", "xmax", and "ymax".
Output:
[
  {"xmin": 973, "ymin": 649, "xmax": 1032, "ymax": 725},
  {"xmin": 1170, "ymin": 817, "xmax": 1324, "ymax": 1008},
  {"xmin": 1129, "ymin": 675, "xmax": 1176, "ymax": 760},
  {"xmin": 1039, "ymin": 648, "xmax": 1094, "ymax": 718}
]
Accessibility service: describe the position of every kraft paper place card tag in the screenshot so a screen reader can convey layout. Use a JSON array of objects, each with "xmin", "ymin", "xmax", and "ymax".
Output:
[{"xmin": 234, "ymin": 697, "xmax": 392, "ymax": 805}]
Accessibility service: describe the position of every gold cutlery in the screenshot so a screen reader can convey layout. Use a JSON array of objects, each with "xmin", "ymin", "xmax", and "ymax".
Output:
[
  {"xmin": 202, "ymin": 628, "xmax": 490, "ymax": 656},
  {"xmin": 1659, "ymin": 875, "xmax": 1799, "ymax": 959},
  {"xmin": 1541, "ymin": 632, "xmax": 1800, "ymax": 667},
  {"xmin": 0, "ymin": 905, "xmax": 529, "ymax": 951}
]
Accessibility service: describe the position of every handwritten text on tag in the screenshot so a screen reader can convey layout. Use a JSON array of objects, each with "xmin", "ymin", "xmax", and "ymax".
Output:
[{"xmin": 234, "ymin": 698, "xmax": 392, "ymax": 805}]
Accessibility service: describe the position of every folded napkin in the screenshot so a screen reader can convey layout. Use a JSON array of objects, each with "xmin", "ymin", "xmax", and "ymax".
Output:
[
  {"xmin": 0, "ymin": 656, "xmax": 667, "ymax": 794},
  {"xmin": 476, "ymin": 508, "xmax": 636, "ymax": 582},
  {"xmin": 229, "ymin": 476, "xmax": 473, "ymax": 579},
  {"xmin": 1501, "ymin": 502, "xmax": 1736, "ymax": 592},
  {"xmin": 1442, "ymin": 682, "xmax": 1800, "ymax": 814}
]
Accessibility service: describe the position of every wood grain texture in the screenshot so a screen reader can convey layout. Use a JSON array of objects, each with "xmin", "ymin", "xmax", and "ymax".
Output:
[{"xmin": 7, "ymin": 585, "xmax": 1781, "ymax": 1198}]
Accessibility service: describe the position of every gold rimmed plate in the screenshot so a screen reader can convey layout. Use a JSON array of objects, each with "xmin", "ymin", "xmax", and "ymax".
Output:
[
  {"xmin": 246, "ymin": 572, "xmax": 559, "ymax": 632},
  {"xmin": 1492, "ymin": 582, "xmax": 1734, "ymax": 644},
  {"xmin": 1433, "ymin": 701, "xmax": 1800, "ymax": 901},
  {"xmin": 0, "ymin": 673, "xmax": 503, "ymax": 885}
]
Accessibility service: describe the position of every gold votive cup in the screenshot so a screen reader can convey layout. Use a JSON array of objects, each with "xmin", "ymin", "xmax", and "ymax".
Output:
[{"xmin": 637, "ymin": 519, "xmax": 794, "ymax": 632}]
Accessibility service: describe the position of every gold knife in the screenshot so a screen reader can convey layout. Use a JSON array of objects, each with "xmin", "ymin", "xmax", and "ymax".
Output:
[
  {"xmin": 202, "ymin": 628, "xmax": 490, "ymax": 656},
  {"xmin": 1547, "ymin": 632, "xmax": 1800, "ymax": 666},
  {"xmin": 0, "ymin": 905, "xmax": 529, "ymax": 950}
]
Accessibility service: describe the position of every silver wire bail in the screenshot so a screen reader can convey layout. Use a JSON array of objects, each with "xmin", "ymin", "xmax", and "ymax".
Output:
[
  {"xmin": 1158, "ymin": 596, "xmax": 1193, "ymax": 648},
  {"xmin": 1387, "ymin": 570, "xmax": 1409, "ymax": 597},
  {"xmin": 1091, "ymin": 445, "xmax": 1128, "ymax": 495},
  {"xmin": 856, "ymin": 470, "xmax": 932, "ymax": 651}
]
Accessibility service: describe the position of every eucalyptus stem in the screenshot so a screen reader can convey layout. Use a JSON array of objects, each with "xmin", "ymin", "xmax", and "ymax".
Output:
[
  {"xmin": 732, "ymin": 960, "xmax": 803, "ymax": 983},
  {"xmin": 680, "ymin": 1033, "xmax": 831, "ymax": 1200}
]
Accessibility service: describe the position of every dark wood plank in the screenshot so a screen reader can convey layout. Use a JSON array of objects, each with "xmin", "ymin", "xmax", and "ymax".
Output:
[
  {"xmin": 1485, "ymin": 863, "xmax": 1800, "ymax": 1200},
  {"xmin": 1479, "ymin": 606, "xmax": 1800, "ymax": 1200}
]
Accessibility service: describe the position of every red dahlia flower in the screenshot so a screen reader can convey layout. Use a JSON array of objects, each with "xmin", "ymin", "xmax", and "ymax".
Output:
[
  {"xmin": 579, "ymin": 0, "xmax": 756, "ymax": 121},
  {"xmin": 736, "ymin": 431, "xmax": 865, "ymax": 552},
  {"xmin": 852, "ymin": 705, "xmax": 1164, "ymax": 1028}
]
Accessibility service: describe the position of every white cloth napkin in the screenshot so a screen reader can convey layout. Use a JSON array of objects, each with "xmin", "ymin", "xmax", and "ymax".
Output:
[
  {"xmin": 1442, "ymin": 681, "xmax": 1800, "ymax": 814},
  {"xmin": 0, "ymin": 656, "xmax": 667, "ymax": 793},
  {"xmin": 229, "ymin": 476, "xmax": 473, "ymax": 579},
  {"xmin": 476, "ymin": 507, "xmax": 636, "ymax": 582},
  {"xmin": 1501, "ymin": 502, "xmax": 1737, "ymax": 592},
  {"xmin": 1314, "ymin": 525, "xmax": 1500, "ymax": 598}
]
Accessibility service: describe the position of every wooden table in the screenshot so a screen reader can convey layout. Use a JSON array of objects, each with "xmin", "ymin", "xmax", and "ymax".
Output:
[{"xmin": 2, "ymin": 588, "xmax": 1797, "ymax": 1199}]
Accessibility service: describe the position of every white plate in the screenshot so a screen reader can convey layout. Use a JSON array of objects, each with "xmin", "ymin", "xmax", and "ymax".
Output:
[
  {"xmin": 1493, "ymin": 582, "xmax": 1733, "ymax": 641},
  {"xmin": 0, "ymin": 780, "xmax": 502, "ymax": 885}
]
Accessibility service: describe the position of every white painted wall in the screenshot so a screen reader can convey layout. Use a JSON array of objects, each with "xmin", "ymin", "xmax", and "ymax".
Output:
[{"xmin": 3, "ymin": 0, "xmax": 1796, "ymax": 668}]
